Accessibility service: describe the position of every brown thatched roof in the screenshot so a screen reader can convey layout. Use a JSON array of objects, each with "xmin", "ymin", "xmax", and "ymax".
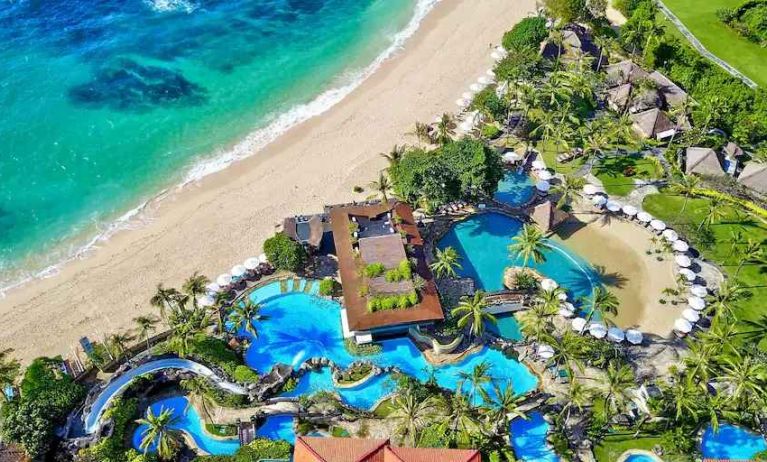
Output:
[
  {"xmin": 738, "ymin": 162, "xmax": 767, "ymax": 194},
  {"xmin": 724, "ymin": 141, "xmax": 744, "ymax": 158},
  {"xmin": 649, "ymin": 71, "xmax": 688, "ymax": 108},
  {"xmin": 685, "ymin": 147, "xmax": 725, "ymax": 177},
  {"xmin": 283, "ymin": 214, "xmax": 325, "ymax": 248},
  {"xmin": 630, "ymin": 109, "xmax": 675, "ymax": 139},
  {"xmin": 604, "ymin": 60, "xmax": 650, "ymax": 87},
  {"xmin": 531, "ymin": 200, "xmax": 569, "ymax": 233}
]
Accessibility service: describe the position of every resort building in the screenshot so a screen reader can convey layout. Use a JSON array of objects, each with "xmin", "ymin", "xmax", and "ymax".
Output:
[
  {"xmin": 603, "ymin": 61, "xmax": 688, "ymax": 114},
  {"xmin": 283, "ymin": 214, "xmax": 332, "ymax": 252},
  {"xmin": 685, "ymin": 147, "xmax": 726, "ymax": 177},
  {"xmin": 530, "ymin": 200, "xmax": 569, "ymax": 233},
  {"xmin": 604, "ymin": 60, "xmax": 649, "ymax": 87},
  {"xmin": 540, "ymin": 24, "xmax": 599, "ymax": 66},
  {"xmin": 293, "ymin": 436, "xmax": 482, "ymax": 462},
  {"xmin": 328, "ymin": 201, "xmax": 443, "ymax": 343},
  {"xmin": 737, "ymin": 161, "xmax": 767, "ymax": 195},
  {"xmin": 629, "ymin": 108, "xmax": 677, "ymax": 140}
]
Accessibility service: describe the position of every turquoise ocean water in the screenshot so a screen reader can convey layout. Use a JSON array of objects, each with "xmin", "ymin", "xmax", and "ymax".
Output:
[{"xmin": 0, "ymin": 0, "xmax": 433, "ymax": 292}]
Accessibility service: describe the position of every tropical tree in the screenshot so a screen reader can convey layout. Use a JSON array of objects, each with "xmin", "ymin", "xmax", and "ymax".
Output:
[
  {"xmin": 549, "ymin": 331, "xmax": 585, "ymax": 377},
  {"xmin": 582, "ymin": 286, "xmax": 619, "ymax": 326},
  {"xmin": 457, "ymin": 360, "xmax": 493, "ymax": 403},
  {"xmin": 508, "ymin": 224, "xmax": 550, "ymax": 267},
  {"xmin": 430, "ymin": 246, "xmax": 462, "ymax": 279},
  {"xmin": 451, "ymin": 291, "xmax": 497, "ymax": 341},
  {"xmin": 559, "ymin": 380, "xmax": 592, "ymax": 422},
  {"xmin": 552, "ymin": 174, "xmax": 585, "ymax": 209},
  {"xmin": 698, "ymin": 320, "xmax": 739, "ymax": 357},
  {"xmin": 228, "ymin": 300, "xmax": 266, "ymax": 337},
  {"xmin": 602, "ymin": 361, "xmax": 635, "ymax": 415},
  {"xmin": 137, "ymin": 407, "xmax": 183, "ymax": 460},
  {"xmin": 150, "ymin": 284, "xmax": 183, "ymax": 320},
  {"xmin": 697, "ymin": 198, "xmax": 726, "ymax": 231},
  {"xmin": 409, "ymin": 121, "xmax": 434, "ymax": 146},
  {"xmin": 719, "ymin": 355, "xmax": 767, "ymax": 410},
  {"xmin": 438, "ymin": 391, "xmax": 480, "ymax": 446},
  {"xmin": 484, "ymin": 380, "xmax": 527, "ymax": 434},
  {"xmin": 381, "ymin": 145, "xmax": 406, "ymax": 169},
  {"xmin": 107, "ymin": 331, "xmax": 135, "ymax": 358},
  {"xmin": 181, "ymin": 378, "xmax": 217, "ymax": 424},
  {"xmin": 683, "ymin": 340, "xmax": 715, "ymax": 385},
  {"xmin": 134, "ymin": 315, "xmax": 160, "ymax": 350},
  {"xmin": 0, "ymin": 349, "xmax": 20, "ymax": 401},
  {"xmin": 665, "ymin": 376, "xmax": 701, "ymax": 423},
  {"xmin": 182, "ymin": 272, "xmax": 209, "ymax": 300},
  {"xmin": 735, "ymin": 238, "xmax": 764, "ymax": 279},
  {"xmin": 368, "ymin": 171, "xmax": 394, "ymax": 206},
  {"xmin": 435, "ymin": 113, "xmax": 456, "ymax": 145},
  {"xmin": 668, "ymin": 174, "xmax": 700, "ymax": 222},
  {"xmin": 709, "ymin": 281, "xmax": 744, "ymax": 320},
  {"xmin": 390, "ymin": 387, "xmax": 437, "ymax": 447}
]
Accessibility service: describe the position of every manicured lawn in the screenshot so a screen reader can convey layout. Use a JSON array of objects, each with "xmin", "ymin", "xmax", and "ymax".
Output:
[
  {"xmin": 373, "ymin": 398, "xmax": 396, "ymax": 418},
  {"xmin": 643, "ymin": 193, "xmax": 767, "ymax": 348},
  {"xmin": 662, "ymin": 0, "xmax": 767, "ymax": 87},
  {"xmin": 594, "ymin": 434, "xmax": 692, "ymax": 462},
  {"xmin": 593, "ymin": 155, "xmax": 660, "ymax": 196},
  {"xmin": 538, "ymin": 141, "xmax": 587, "ymax": 175}
]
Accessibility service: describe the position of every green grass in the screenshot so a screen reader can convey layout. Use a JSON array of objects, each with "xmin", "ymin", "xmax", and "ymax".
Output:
[
  {"xmin": 373, "ymin": 398, "xmax": 396, "ymax": 418},
  {"xmin": 538, "ymin": 141, "xmax": 587, "ymax": 174},
  {"xmin": 643, "ymin": 192, "xmax": 767, "ymax": 348},
  {"xmin": 205, "ymin": 423, "xmax": 238, "ymax": 437},
  {"xmin": 594, "ymin": 434, "xmax": 692, "ymax": 462},
  {"xmin": 594, "ymin": 155, "xmax": 660, "ymax": 196},
  {"xmin": 662, "ymin": 0, "xmax": 767, "ymax": 87}
]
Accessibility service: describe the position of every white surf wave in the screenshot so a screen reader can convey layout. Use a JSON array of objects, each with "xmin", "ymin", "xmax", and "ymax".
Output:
[
  {"xmin": 0, "ymin": 0, "xmax": 441, "ymax": 298},
  {"xmin": 144, "ymin": 0, "xmax": 198, "ymax": 14}
]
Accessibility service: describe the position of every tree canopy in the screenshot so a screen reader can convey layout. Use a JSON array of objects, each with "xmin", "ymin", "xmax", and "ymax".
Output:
[{"xmin": 263, "ymin": 232, "xmax": 307, "ymax": 272}]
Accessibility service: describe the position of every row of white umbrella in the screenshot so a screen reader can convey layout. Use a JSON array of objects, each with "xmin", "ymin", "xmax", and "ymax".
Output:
[
  {"xmin": 569, "ymin": 317, "xmax": 644, "ymax": 344},
  {"xmin": 204, "ymin": 254, "xmax": 269, "ymax": 300}
]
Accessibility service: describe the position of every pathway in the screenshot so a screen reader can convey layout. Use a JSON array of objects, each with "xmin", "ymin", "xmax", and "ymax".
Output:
[{"xmin": 656, "ymin": 0, "xmax": 758, "ymax": 89}]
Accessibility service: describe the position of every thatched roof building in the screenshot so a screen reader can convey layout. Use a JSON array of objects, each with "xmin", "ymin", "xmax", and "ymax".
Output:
[
  {"xmin": 738, "ymin": 162, "xmax": 767, "ymax": 194},
  {"xmin": 685, "ymin": 147, "xmax": 725, "ymax": 177},
  {"xmin": 630, "ymin": 108, "xmax": 676, "ymax": 139},
  {"xmin": 531, "ymin": 200, "xmax": 569, "ymax": 233}
]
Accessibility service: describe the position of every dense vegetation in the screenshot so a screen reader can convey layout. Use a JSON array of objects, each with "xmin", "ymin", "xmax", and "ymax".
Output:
[
  {"xmin": 717, "ymin": 0, "xmax": 767, "ymax": 45},
  {"xmin": 263, "ymin": 232, "xmax": 307, "ymax": 272},
  {"xmin": 77, "ymin": 398, "xmax": 153, "ymax": 462},
  {"xmin": 193, "ymin": 438, "xmax": 292, "ymax": 462},
  {"xmin": 502, "ymin": 16, "xmax": 549, "ymax": 52}
]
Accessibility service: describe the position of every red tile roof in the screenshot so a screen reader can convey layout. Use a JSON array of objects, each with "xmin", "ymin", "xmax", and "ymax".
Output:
[{"xmin": 293, "ymin": 437, "xmax": 481, "ymax": 462}]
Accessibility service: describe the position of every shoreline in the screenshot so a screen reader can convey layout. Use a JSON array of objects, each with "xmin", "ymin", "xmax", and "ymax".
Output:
[{"xmin": 0, "ymin": 0, "xmax": 539, "ymax": 363}]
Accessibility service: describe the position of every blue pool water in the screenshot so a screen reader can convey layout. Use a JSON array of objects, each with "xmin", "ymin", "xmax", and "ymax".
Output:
[
  {"xmin": 132, "ymin": 396, "xmax": 240, "ymax": 456},
  {"xmin": 437, "ymin": 212, "xmax": 600, "ymax": 300},
  {"xmin": 282, "ymin": 368, "xmax": 397, "ymax": 411},
  {"xmin": 255, "ymin": 415, "xmax": 296, "ymax": 444},
  {"xmin": 509, "ymin": 412, "xmax": 560, "ymax": 462},
  {"xmin": 487, "ymin": 314, "xmax": 523, "ymax": 341},
  {"xmin": 701, "ymin": 423, "xmax": 767, "ymax": 460},
  {"xmin": 624, "ymin": 454, "xmax": 658, "ymax": 462},
  {"xmin": 494, "ymin": 170, "xmax": 535, "ymax": 207}
]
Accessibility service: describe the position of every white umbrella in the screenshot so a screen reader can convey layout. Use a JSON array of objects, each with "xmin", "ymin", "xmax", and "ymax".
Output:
[
  {"xmin": 536, "ymin": 180, "xmax": 551, "ymax": 192},
  {"xmin": 675, "ymin": 255, "xmax": 692, "ymax": 267},
  {"xmin": 690, "ymin": 285, "xmax": 708, "ymax": 297},
  {"xmin": 662, "ymin": 229, "xmax": 679, "ymax": 242},
  {"xmin": 682, "ymin": 308, "xmax": 700, "ymax": 323},
  {"xmin": 650, "ymin": 219, "xmax": 666, "ymax": 231},
  {"xmin": 503, "ymin": 152, "xmax": 520, "ymax": 163},
  {"xmin": 456, "ymin": 98, "xmax": 468, "ymax": 107},
  {"xmin": 557, "ymin": 293, "xmax": 568, "ymax": 301},
  {"xmin": 607, "ymin": 327, "xmax": 625, "ymax": 343},
  {"xmin": 532, "ymin": 160, "xmax": 546, "ymax": 170},
  {"xmin": 591, "ymin": 195, "xmax": 607, "ymax": 206},
  {"xmin": 469, "ymin": 83, "xmax": 482, "ymax": 92},
  {"xmin": 673, "ymin": 240, "xmax": 690, "ymax": 252},
  {"xmin": 231, "ymin": 264, "xmax": 247, "ymax": 278},
  {"xmin": 258, "ymin": 254, "xmax": 268, "ymax": 263},
  {"xmin": 674, "ymin": 318, "xmax": 693, "ymax": 333},
  {"xmin": 541, "ymin": 278, "xmax": 558, "ymax": 291},
  {"xmin": 216, "ymin": 273, "xmax": 232, "ymax": 287},
  {"xmin": 197, "ymin": 294, "xmax": 215, "ymax": 307},
  {"xmin": 478, "ymin": 76, "xmax": 492, "ymax": 85},
  {"xmin": 462, "ymin": 92, "xmax": 474, "ymax": 100},
  {"xmin": 558, "ymin": 307, "xmax": 575, "ymax": 318},
  {"xmin": 571, "ymin": 317, "xmax": 587, "ymax": 332},
  {"xmin": 589, "ymin": 323, "xmax": 608, "ymax": 339},
  {"xmin": 622, "ymin": 205, "xmax": 638, "ymax": 216},
  {"xmin": 537, "ymin": 344, "xmax": 555, "ymax": 360},
  {"xmin": 205, "ymin": 282, "xmax": 221, "ymax": 294},
  {"xmin": 606, "ymin": 201, "xmax": 621, "ymax": 212},
  {"xmin": 688, "ymin": 296, "xmax": 706, "ymax": 311},
  {"xmin": 494, "ymin": 46, "xmax": 507, "ymax": 55},
  {"xmin": 491, "ymin": 51, "xmax": 503, "ymax": 61},
  {"xmin": 459, "ymin": 121, "xmax": 473, "ymax": 132},
  {"xmin": 637, "ymin": 211, "xmax": 653, "ymax": 223},
  {"xmin": 486, "ymin": 69, "xmax": 496, "ymax": 77},
  {"xmin": 537, "ymin": 170, "xmax": 553, "ymax": 181},
  {"xmin": 679, "ymin": 268, "xmax": 696, "ymax": 282},
  {"xmin": 244, "ymin": 257, "xmax": 260, "ymax": 270},
  {"xmin": 583, "ymin": 184, "xmax": 598, "ymax": 195},
  {"xmin": 626, "ymin": 329, "xmax": 643, "ymax": 345}
]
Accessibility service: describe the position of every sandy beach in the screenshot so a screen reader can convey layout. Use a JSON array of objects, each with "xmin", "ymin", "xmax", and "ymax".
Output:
[
  {"xmin": 555, "ymin": 212, "xmax": 681, "ymax": 336},
  {"xmin": 0, "ymin": 0, "xmax": 538, "ymax": 363}
]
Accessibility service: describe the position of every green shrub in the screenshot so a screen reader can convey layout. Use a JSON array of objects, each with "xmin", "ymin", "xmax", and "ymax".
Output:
[
  {"xmin": 398, "ymin": 260, "xmax": 412, "ymax": 280},
  {"xmin": 194, "ymin": 438, "xmax": 292, "ymax": 462},
  {"xmin": 381, "ymin": 296, "xmax": 397, "ymax": 311},
  {"xmin": 233, "ymin": 365, "xmax": 259, "ymax": 384},
  {"xmin": 364, "ymin": 262, "xmax": 386, "ymax": 278},
  {"xmin": 353, "ymin": 185, "xmax": 364, "ymax": 193},
  {"xmin": 481, "ymin": 123, "xmax": 502, "ymax": 139},
  {"xmin": 281, "ymin": 376, "xmax": 298, "ymax": 393},
  {"xmin": 263, "ymin": 232, "xmax": 307, "ymax": 272},
  {"xmin": 472, "ymin": 88, "xmax": 508, "ymax": 122},
  {"xmin": 366, "ymin": 291, "xmax": 418, "ymax": 312},
  {"xmin": 502, "ymin": 16, "xmax": 548, "ymax": 52},
  {"xmin": 318, "ymin": 278, "xmax": 338, "ymax": 296},
  {"xmin": 344, "ymin": 338, "xmax": 383, "ymax": 356},
  {"xmin": 407, "ymin": 291, "xmax": 418, "ymax": 305},
  {"xmin": 331, "ymin": 426, "xmax": 350, "ymax": 437},
  {"xmin": 78, "ymin": 398, "xmax": 140, "ymax": 462}
]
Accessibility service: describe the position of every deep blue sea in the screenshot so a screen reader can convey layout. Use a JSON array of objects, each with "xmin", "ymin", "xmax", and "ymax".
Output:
[{"xmin": 0, "ymin": 0, "xmax": 431, "ymax": 292}]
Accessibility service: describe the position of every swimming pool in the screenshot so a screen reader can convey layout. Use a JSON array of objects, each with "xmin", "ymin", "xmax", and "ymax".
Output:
[
  {"xmin": 494, "ymin": 170, "xmax": 535, "ymax": 207},
  {"xmin": 509, "ymin": 412, "xmax": 560, "ymax": 461},
  {"xmin": 487, "ymin": 314, "xmax": 523, "ymax": 341},
  {"xmin": 701, "ymin": 423, "xmax": 767, "ymax": 460},
  {"xmin": 437, "ymin": 212, "xmax": 600, "ymax": 300},
  {"xmin": 255, "ymin": 415, "xmax": 296, "ymax": 444},
  {"xmin": 622, "ymin": 453, "xmax": 661, "ymax": 462}
]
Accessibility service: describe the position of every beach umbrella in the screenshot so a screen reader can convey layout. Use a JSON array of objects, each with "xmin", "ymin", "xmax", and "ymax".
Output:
[
  {"xmin": 688, "ymin": 296, "xmax": 706, "ymax": 311},
  {"xmin": 558, "ymin": 293, "xmax": 568, "ymax": 301},
  {"xmin": 456, "ymin": 98, "xmax": 468, "ymax": 107},
  {"xmin": 491, "ymin": 51, "xmax": 503, "ymax": 61},
  {"xmin": 244, "ymin": 257, "xmax": 260, "ymax": 270},
  {"xmin": 535, "ymin": 180, "xmax": 551, "ymax": 192},
  {"xmin": 462, "ymin": 91, "xmax": 474, "ymax": 100},
  {"xmin": 589, "ymin": 323, "xmax": 608, "ymax": 339},
  {"xmin": 622, "ymin": 205, "xmax": 638, "ymax": 216},
  {"xmin": 673, "ymin": 240, "xmax": 689, "ymax": 252},
  {"xmin": 662, "ymin": 229, "xmax": 679, "ymax": 242},
  {"xmin": 571, "ymin": 317, "xmax": 587, "ymax": 332},
  {"xmin": 637, "ymin": 211, "xmax": 653, "ymax": 223},
  {"xmin": 537, "ymin": 344, "xmax": 555, "ymax": 360},
  {"xmin": 478, "ymin": 76, "xmax": 492, "ymax": 85},
  {"xmin": 626, "ymin": 329, "xmax": 643, "ymax": 345},
  {"xmin": 606, "ymin": 201, "xmax": 622, "ymax": 212},
  {"xmin": 541, "ymin": 278, "xmax": 558, "ymax": 291},
  {"xmin": 205, "ymin": 282, "xmax": 221, "ymax": 295},
  {"xmin": 690, "ymin": 285, "xmax": 708, "ymax": 297},
  {"xmin": 503, "ymin": 152, "xmax": 520, "ymax": 163},
  {"xmin": 469, "ymin": 83, "xmax": 482, "ymax": 92},
  {"xmin": 197, "ymin": 294, "xmax": 215, "ymax": 307},
  {"xmin": 531, "ymin": 160, "xmax": 546, "ymax": 170},
  {"xmin": 258, "ymin": 253, "xmax": 268, "ymax": 263},
  {"xmin": 537, "ymin": 170, "xmax": 553, "ymax": 181},
  {"xmin": 494, "ymin": 46, "xmax": 507, "ymax": 55},
  {"xmin": 459, "ymin": 121, "xmax": 473, "ymax": 132},
  {"xmin": 486, "ymin": 69, "xmax": 496, "ymax": 77},
  {"xmin": 607, "ymin": 327, "xmax": 625, "ymax": 343},
  {"xmin": 216, "ymin": 273, "xmax": 232, "ymax": 287},
  {"xmin": 674, "ymin": 318, "xmax": 693, "ymax": 333},
  {"xmin": 583, "ymin": 184, "xmax": 598, "ymax": 195},
  {"xmin": 675, "ymin": 255, "xmax": 692, "ymax": 267},
  {"xmin": 231, "ymin": 265, "xmax": 247, "ymax": 278},
  {"xmin": 591, "ymin": 195, "xmax": 607, "ymax": 206},
  {"xmin": 679, "ymin": 268, "xmax": 696, "ymax": 282},
  {"xmin": 650, "ymin": 219, "xmax": 666, "ymax": 231},
  {"xmin": 682, "ymin": 308, "xmax": 701, "ymax": 323}
]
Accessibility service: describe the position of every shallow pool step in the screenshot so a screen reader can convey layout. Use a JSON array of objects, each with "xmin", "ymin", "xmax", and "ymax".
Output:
[
  {"xmin": 292, "ymin": 277, "xmax": 303, "ymax": 292},
  {"xmin": 303, "ymin": 280, "xmax": 315, "ymax": 293},
  {"xmin": 279, "ymin": 279, "xmax": 288, "ymax": 293}
]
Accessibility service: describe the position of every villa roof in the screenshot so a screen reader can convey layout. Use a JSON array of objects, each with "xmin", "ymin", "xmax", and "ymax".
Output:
[
  {"xmin": 738, "ymin": 162, "xmax": 767, "ymax": 194},
  {"xmin": 540, "ymin": 25, "xmax": 599, "ymax": 64},
  {"xmin": 606, "ymin": 83, "xmax": 632, "ymax": 110},
  {"xmin": 685, "ymin": 147, "xmax": 725, "ymax": 177},
  {"xmin": 649, "ymin": 71, "xmax": 688, "ymax": 108},
  {"xmin": 604, "ymin": 60, "xmax": 650, "ymax": 87},
  {"xmin": 329, "ymin": 201, "xmax": 443, "ymax": 332},
  {"xmin": 0, "ymin": 444, "xmax": 28, "ymax": 462},
  {"xmin": 283, "ymin": 214, "xmax": 325, "ymax": 248},
  {"xmin": 724, "ymin": 141, "xmax": 745, "ymax": 158},
  {"xmin": 531, "ymin": 200, "xmax": 569, "ymax": 233},
  {"xmin": 293, "ymin": 437, "xmax": 481, "ymax": 462},
  {"xmin": 630, "ymin": 108, "xmax": 676, "ymax": 139}
]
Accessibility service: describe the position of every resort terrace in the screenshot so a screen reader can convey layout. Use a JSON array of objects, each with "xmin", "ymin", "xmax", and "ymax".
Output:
[{"xmin": 328, "ymin": 201, "xmax": 443, "ymax": 335}]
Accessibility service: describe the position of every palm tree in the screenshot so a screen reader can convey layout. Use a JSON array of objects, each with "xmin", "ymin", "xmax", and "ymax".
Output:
[
  {"xmin": 735, "ymin": 238, "xmax": 764, "ymax": 279},
  {"xmin": 643, "ymin": 21, "xmax": 665, "ymax": 52},
  {"xmin": 593, "ymin": 35, "xmax": 612, "ymax": 70},
  {"xmin": 430, "ymin": 247, "xmax": 462, "ymax": 279},
  {"xmin": 697, "ymin": 198, "xmax": 726, "ymax": 231},
  {"xmin": 549, "ymin": 29, "xmax": 565, "ymax": 69},
  {"xmin": 390, "ymin": 387, "xmax": 437, "ymax": 447},
  {"xmin": 552, "ymin": 175, "xmax": 585, "ymax": 209},
  {"xmin": 683, "ymin": 340, "xmax": 714, "ymax": 385},
  {"xmin": 182, "ymin": 378, "xmax": 217, "ymax": 424},
  {"xmin": 549, "ymin": 331, "xmax": 585, "ymax": 377},
  {"xmin": 698, "ymin": 321, "xmax": 738, "ymax": 357},
  {"xmin": 508, "ymin": 224, "xmax": 550, "ymax": 267},
  {"xmin": 709, "ymin": 281, "xmax": 744, "ymax": 320},
  {"xmin": 738, "ymin": 315, "xmax": 767, "ymax": 343},
  {"xmin": 228, "ymin": 300, "xmax": 266, "ymax": 337},
  {"xmin": 137, "ymin": 407, "xmax": 183, "ymax": 460},
  {"xmin": 381, "ymin": 144, "xmax": 406, "ymax": 169},
  {"xmin": 602, "ymin": 361, "xmax": 635, "ymax": 415},
  {"xmin": 668, "ymin": 174, "xmax": 700, "ymax": 222},
  {"xmin": 134, "ymin": 315, "xmax": 160, "ymax": 350},
  {"xmin": 108, "ymin": 331, "xmax": 135, "ymax": 358},
  {"xmin": 368, "ymin": 171, "xmax": 394, "ymax": 206},
  {"xmin": 719, "ymin": 355, "xmax": 767, "ymax": 410},
  {"xmin": 439, "ymin": 391, "xmax": 482, "ymax": 446},
  {"xmin": 451, "ymin": 291, "xmax": 497, "ymax": 341},
  {"xmin": 666, "ymin": 376, "xmax": 701, "ymax": 423},
  {"xmin": 484, "ymin": 380, "xmax": 527, "ymax": 434},
  {"xmin": 182, "ymin": 272, "xmax": 209, "ymax": 299},
  {"xmin": 435, "ymin": 113, "xmax": 456, "ymax": 145},
  {"xmin": 582, "ymin": 286, "xmax": 619, "ymax": 326},
  {"xmin": 150, "ymin": 284, "xmax": 183, "ymax": 320},
  {"xmin": 559, "ymin": 381, "xmax": 592, "ymax": 422},
  {"xmin": 457, "ymin": 360, "xmax": 493, "ymax": 403},
  {"xmin": 409, "ymin": 121, "xmax": 434, "ymax": 146},
  {"xmin": 0, "ymin": 349, "xmax": 20, "ymax": 401}
]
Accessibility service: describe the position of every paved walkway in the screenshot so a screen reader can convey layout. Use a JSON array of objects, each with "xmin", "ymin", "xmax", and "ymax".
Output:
[{"xmin": 656, "ymin": 0, "xmax": 758, "ymax": 89}]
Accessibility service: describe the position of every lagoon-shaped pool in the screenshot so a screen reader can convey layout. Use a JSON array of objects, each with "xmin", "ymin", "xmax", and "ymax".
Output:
[
  {"xmin": 509, "ymin": 412, "xmax": 560, "ymax": 461},
  {"xmin": 437, "ymin": 212, "xmax": 600, "ymax": 300},
  {"xmin": 494, "ymin": 170, "xmax": 535, "ymax": 207},
  {"xmin": 701, "ymin": 423, "xmax": 767, "ymax": 460}
]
